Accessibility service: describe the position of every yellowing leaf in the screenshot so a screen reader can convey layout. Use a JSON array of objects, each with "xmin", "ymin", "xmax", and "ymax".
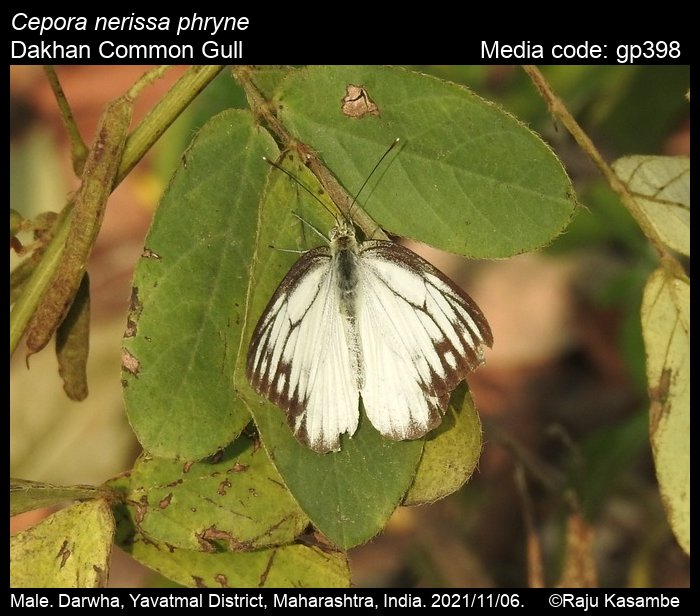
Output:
[
  {"xmin": 114, "ymin": 503, "xmax": 349, "ymax": 588},
  {"xmin": 404, "ymin": 383, "xmax": 482, "ymax": 506},
  {"xmin": 128, "ymin": 438, "xmax": 308, "ymax": 552},
  {"xmin": 613, "ymin": 156, "xmax": 690, "ymax": 255},
  {"xmin": 641, "ymin": 268, "xmax": 689, "ymax": 554},
  {"xmin": 10, "ymin": 499, "xmax": 114, "ymax": 588}
]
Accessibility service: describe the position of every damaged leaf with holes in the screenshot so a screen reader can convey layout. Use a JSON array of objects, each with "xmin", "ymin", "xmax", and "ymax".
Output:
[
  {"xmin": 128, "ymin": 436, "xmax": 308, "ymax": 552},
  {"xmin": 113, "ymin": 500, "xmax": 349, "ymax": 588}
]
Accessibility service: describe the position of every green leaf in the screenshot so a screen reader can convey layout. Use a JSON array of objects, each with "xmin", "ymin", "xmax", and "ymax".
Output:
[
  {"xmin": 128, "ymin": 436, "xmax": 308, "ymax": 552},
  {"xmin": 274, "ymin": 65, "xmax": 575, "ymax": 258},
  {"xmin": 641, "ymin": 268, "xmax": 689, "ymax": 554},
  {"xmin": 248, "ymin": 66, "xmax": 292, "ymax": 101},
  {"xmin": 613, "ymin": 155, "xmax": 690, "ymax": 256},
  {"xmin": 10, "ymin": 499, "xmax": 114, "ymax": 588},
  {"xmin": 122, "ymin": 110, "xmax": 278, "ymax": 459},
  {"xmin": 10, "ymin": 478, "xmax": 108, "ymax": 517},
  {"xmin": 404, "ymin": 383, "xmax": 482, "ymax": 506},
  {"xmin": 236, "ymin": 157, "xmax": 423, "ymax": 549},
  {"xmin": 115, "ymin": 503, "xmax": 349, "ymax": 588},
  {"xmin": 253, "ymin": 407, "xmax": 422, "ymax": 550}
]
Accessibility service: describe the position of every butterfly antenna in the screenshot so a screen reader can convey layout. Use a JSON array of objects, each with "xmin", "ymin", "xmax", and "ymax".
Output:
[
  {"xmin": 262, "ymin": 157, "xmax": 336, "ymax": 220},
  {"xmin": 346, "ymin": 137, "xmax": 401, "ymax": 223}
]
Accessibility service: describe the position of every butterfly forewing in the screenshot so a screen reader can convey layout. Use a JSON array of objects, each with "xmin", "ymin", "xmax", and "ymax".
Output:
[
  {"xmin": 246, "ymin": 247, "xmax": 360, "ymax": 453},
  {"xmin": 356, "ymin": 242, "xmax": 492, "ymax": 441}
]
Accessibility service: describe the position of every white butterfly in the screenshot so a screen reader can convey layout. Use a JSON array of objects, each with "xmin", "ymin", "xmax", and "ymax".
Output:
[{"xmin": 246, "ymin": 214, "xmax": 493, "ymax": 454}]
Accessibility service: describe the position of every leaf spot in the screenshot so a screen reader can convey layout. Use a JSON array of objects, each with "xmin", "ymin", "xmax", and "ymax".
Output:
[
  {"xmin": 56, "ymin": 540, "xmax": 72, "ymax": 568},
  {"xmin": 141, "ymin": 247, "xmax": 162, "ymax": 260},
  {"xmin": 192, "ymin": 575, "xmax": 207, "ymax": 588},
  {"xmin": 121, "ymin": 349, "xmax": 141, "ymax": 377},
  {"xmin": 228, "ymin": 463, "xmax": 249, "ymax": 474},
  {"xmin": 341, "ymin": 84, "xmax": 380, "ymax": 118}
]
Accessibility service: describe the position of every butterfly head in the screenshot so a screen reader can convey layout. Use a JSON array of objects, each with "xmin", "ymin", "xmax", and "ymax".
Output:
[
  {"xmin": 329, "ymin": 217, "xmax": 356, "ymax": 241},
  {"xmin": 328, "ymin": 217, "xmax": 358, "ymax": 255}
]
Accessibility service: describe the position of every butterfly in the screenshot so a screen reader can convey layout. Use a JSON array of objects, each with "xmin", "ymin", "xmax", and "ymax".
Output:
[{"xmin": 246, "ymin": 206, "xmax": 493, "ymax": 454}]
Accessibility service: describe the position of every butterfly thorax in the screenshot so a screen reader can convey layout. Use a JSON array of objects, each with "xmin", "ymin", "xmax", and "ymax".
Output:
[{"xmin": 330, "ymin": 223, "xmax": 360, "ymax": 319}]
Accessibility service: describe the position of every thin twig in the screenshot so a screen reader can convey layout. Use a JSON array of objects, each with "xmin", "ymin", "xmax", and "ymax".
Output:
[
  {"xmin": 515, "ymin": 464, "xmax": 545, "ymax": 588},
  {"xmin": 127, "ymin": 65, "xmax": 172, "ymax": 99},
  {"xmin": 43, "ymin": 66, "xmax": 88, "ymax": 175},
  {"xmin": 521, "ymin": 65, "xmax": 684, "ymax": 280}
]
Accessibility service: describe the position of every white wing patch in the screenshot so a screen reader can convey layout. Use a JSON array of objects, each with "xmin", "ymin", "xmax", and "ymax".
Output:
[
  {"xmin": 246, "ymin": 249, "xmax": 359, "ymax": 453},
  {"xmin": 356, "ymin": 242, "xmax": 491, "ymax": 442}
]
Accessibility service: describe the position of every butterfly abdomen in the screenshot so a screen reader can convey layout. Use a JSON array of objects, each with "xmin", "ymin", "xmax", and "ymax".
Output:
[{"xmin": 331, "ymin": 239, "xmax": 364, "ymax": 389}]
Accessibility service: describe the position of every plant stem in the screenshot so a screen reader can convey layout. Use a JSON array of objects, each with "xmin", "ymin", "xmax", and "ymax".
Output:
[
  {"xmin": 43, "ymin": 66, "xmax": 89, "ymax": 175},
  {"xmin": 117, "ymin": 65, "xmax": 225, "ymax": 183},
  {"xmin": 126, "ymin": 65, "xmax": 172, "ymax": 99},
  {"xmin": 10, "ymin": 206, "xmax": 73, "ymax": 357},
  {"xmin": 521, "ymin": 65, "xmax": 684, "ymax": 279}
]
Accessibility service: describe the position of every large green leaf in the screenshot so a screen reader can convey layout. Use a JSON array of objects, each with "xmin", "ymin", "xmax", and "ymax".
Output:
[
  {"xmin": 122, "ymin": 110, "xmax": 278, "ymax": 459},
  {"xmin": 128, "ymin": 436, "xmax": 308, "ymax": 552},
  {"xmin": 236, "ymin": 156, "xmax": 423, "ymax": 549},
  {"xmin": 613, "ymin": 155, "xmax": 690, "ymax": 256},
  {"xmin": 10, "ymin": 499, "xmax": 114, "ymax": 588},
  {"xmin": 114, "ymin": 503, "xmax": 349, "ymax": 588},
  {"xmin": 272, "ymin": 65, "xmax": 575, "ymax": 258},
  {"xmin": 641, "ymin": 268, "xmax": 689, "ymax": 555}
]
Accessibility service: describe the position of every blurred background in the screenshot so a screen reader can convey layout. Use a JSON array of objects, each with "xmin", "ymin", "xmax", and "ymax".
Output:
[{"xmin": 10, "ymin": 65, "xmax": 690, "ymax": 587}]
